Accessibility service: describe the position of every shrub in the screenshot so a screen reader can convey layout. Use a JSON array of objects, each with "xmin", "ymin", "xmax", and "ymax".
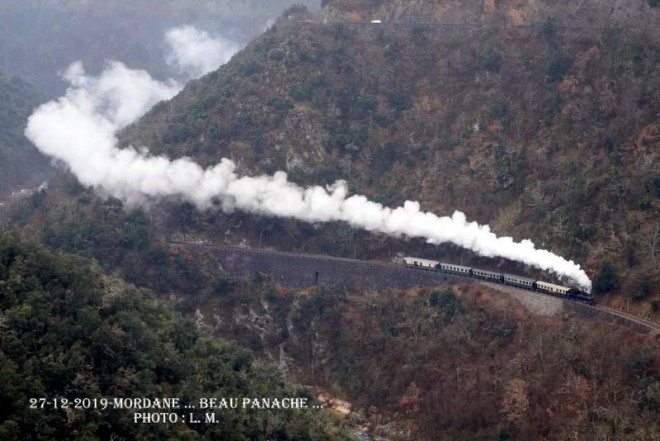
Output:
[
  {"xmin": 480, "ymin": 49, "xmax": 503, "ymax": 73},
  {"xmin": 356, "ymin": 93, "xmax": 377, "ymax": 113},
  {"xmin": 632, "ymin": 277, "xmax": 652, "ymax": 302},
  {"xmin": 629, "ymin": 348, "xmax": 651, "ymax": 378},
  {"xmin": 593, "ymin": 261, "xmax": 620, "ymax": 295},
  {"xmin": 411, "ymin": 24, "xmax": 426, "ymax": 40},
  {"xmin": 430, "ymin": 289, "xmax": 463, "ymax": 320},
  {"xmin": 649, "ymin": 172, "xmax": 660, "ymax": 197},
  {"xmin": 492, "ymin": 324, "xmax": 516, "ymax": 339},
  {"xmin": 372, "ymin": 142, "xmax": 399, "ymax": 172},
  {"xmin": 239, "ymin": 60, "xmax": 261, "ymax": 76},
  {"xmin": 387, "ymin": 90, "xmax": 410, "ymax": 113},
  {"xmin": 547, "ymin": 53, "xmax": 571, "ymax": 82},
  {"xmin": 638, "ymin": 195, "xmax": 651, "ymax": 210},
  {"xmin": 541, "ymin": 19, "xmax": 557, "ymax": 45},
  {"xmin": 490, "ymin": 100, "xmax": 509, "ymax": 121}
]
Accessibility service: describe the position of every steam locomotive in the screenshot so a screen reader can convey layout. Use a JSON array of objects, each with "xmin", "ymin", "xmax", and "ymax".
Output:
[{"xmin": 403, "ymin": 256, "xmax": 596, "ymax": 305}]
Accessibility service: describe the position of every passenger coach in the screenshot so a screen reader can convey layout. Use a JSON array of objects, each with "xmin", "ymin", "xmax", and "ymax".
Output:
[{"xmin": 402, "ymin": 256, "xmax": 595, "ymax": 305}]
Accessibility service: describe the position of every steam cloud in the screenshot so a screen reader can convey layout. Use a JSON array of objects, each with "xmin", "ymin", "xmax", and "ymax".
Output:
[
  {"xmin": 25, "ymin": 26, "xmax": 592, "ymax": 292},
  {"xmin": 165, "ymin": 26, "xmax": 240, "ymax": 78}
]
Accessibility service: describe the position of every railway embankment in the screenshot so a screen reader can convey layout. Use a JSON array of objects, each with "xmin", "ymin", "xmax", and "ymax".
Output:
[
  {"xmin": 192, "ymin": 243, "xmax": 465, "ymax": 290},
  {"xmin": 175, "ymin": 242, "xmax": 660, "ymax": 335}
]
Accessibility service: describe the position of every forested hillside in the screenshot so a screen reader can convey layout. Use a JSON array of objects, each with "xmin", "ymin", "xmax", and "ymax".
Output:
[
  {"xmin": 5, "ymin": 181, "xmax": 659, "ymax": 440},
  {"xmin": 8, "ymin": 180, "xmax": 658, "ymax": 439},
  {"xmin": 118, "ymin": 3, "xmax": 659, "ymax": 310},
  {"xmin": 0, "ymin": 233, "xmax": 351, "ymax": 440},
  {"xmin": 1, "ymin": 3, "xmax": 658, "ymax": 439},
  {"xmin": 191, "ymin": 276, "xmax": 660, "ymax": 440},
  {"xmin": 0, "ymin": 71, "xmax": 52, "ymax": 196}
]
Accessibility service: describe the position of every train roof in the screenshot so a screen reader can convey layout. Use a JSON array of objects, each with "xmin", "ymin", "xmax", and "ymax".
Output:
[
  {"xmin": 535, "ymin": 280, "xmax": 570, "ymax": 291},
  {"xmin": 402, "ymin": 256, "xmax": 439, "ymax": 265},
  {"xmin": 437, "ymin": 262, "xmax": 472, "ymax": 270},
  {"xmin": 472, "ymin": 268, "xmax": 502, "ymax": 275},
  {"xmin": 502, "ymin": 273, "xmax": 536, "ymax": 283}
]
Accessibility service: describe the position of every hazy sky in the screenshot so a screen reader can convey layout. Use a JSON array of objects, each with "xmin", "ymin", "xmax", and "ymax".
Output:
[{"xmin": 0, "ymin": 0, "xmax": 320, "ymax": 95}]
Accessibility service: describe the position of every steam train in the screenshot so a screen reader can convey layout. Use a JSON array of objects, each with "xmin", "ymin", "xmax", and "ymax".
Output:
[{"xmin": 403, "ymin": 256, "xmax": 596, "ymax": 305}]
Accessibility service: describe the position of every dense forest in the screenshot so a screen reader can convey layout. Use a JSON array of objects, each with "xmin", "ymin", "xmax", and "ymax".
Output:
[
  {"xmin": 0, "ymin": 233, "xmax": 352, "ymax": 440},
  {"xmin": 188, "ymin": 274, "xmax": 660, "ymax": 440}
]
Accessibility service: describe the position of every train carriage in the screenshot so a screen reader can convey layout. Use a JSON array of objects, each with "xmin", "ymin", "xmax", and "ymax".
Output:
[
  {"xmin": 471, "ymin": 268, "xmax": 503, "ymax": 282},
  {"xmin": 437, "ymin": 262, "xmax": 471, "ymax": 275},
  {"xmin": 402, "ymin": 255, "xmax": 595, "ymax": 306},
  {"xmin": 402, "ymin": 256, "xmax": 439, "ymax": 270},
  {"xmin": 503, "ymin": 273, "xmax": 536, "ymax": 289},
  {"xmin": 535, "ymin": 280, "xmax": 571, "ymax": 296}
]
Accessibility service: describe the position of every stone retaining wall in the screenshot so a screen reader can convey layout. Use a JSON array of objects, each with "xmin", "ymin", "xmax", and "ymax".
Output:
[{"xmin": 212, "ymin": 246, "xmax": 462, "ymax": 291}]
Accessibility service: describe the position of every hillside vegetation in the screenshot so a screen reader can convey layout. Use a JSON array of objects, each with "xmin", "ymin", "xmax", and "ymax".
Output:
[
  {"xmin": 6, "ymin": 183, "xmax": 659, "ymax": 439},
  {"xmin": 119, "ymin": 3, "xmax": 658, "ymax": 310},
  {"xmin": 0, "ymin": 233, "xmax": 352, "ymax": 440},
  {"xmin": 0, "ymin": 71, "xmax": 52, "ymax": 196},
  {"xmin": 190, "ymin": 273, "xmax": 660, "ymax": 441},
  {"xmin": 2, "ymin": 2, "xmax": 659, "ymax": 440},
  {"xmin": 322, "ymin": 0, "xmax": 660, "ymax": 28}
]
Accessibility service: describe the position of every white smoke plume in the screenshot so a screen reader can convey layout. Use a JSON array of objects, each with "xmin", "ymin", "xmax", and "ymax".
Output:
[
  {"xmin": 165, "ymin": 25, "xmax": 240, "ymax": 78},
  {"xmin": 25, "ymin": 27, "xmax": 593, "ymax": 292}
]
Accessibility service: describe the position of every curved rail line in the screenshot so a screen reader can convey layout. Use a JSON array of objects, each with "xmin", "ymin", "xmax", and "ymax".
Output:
[
  {"xmin": 594, "ymin": 305, "xmax": 660, "ymax": 334},
  {"xmin": 171, "ymin": 241, "xmax": 660, "ymax": 334},
  {"xmin": 171, "ymin": 240, "xmax": 369, "ymax": 265}
]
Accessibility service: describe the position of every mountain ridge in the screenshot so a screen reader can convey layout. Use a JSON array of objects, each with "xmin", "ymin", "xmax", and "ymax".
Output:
[{"xmin": 321, "ymin": 0, "xmax": 660, "ymax": 28}]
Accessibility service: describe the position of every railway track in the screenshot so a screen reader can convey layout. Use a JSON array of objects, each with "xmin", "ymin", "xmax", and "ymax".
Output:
[
  {"xmin": 170, "ymin": 240, "xmax": 368, "ymax": 265},
  {"xmin": 594, "ymin": 305, "xmax": 660, "ymax": 334},
  {"xmin": 171, "ymin": 241, "xmax": 660, "ymax": 334}
]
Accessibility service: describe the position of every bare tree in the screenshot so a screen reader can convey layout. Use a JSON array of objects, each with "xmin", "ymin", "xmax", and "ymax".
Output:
[{"xmin": 501, "ymin": 378, "xmax": 529, "ymax": 422}]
